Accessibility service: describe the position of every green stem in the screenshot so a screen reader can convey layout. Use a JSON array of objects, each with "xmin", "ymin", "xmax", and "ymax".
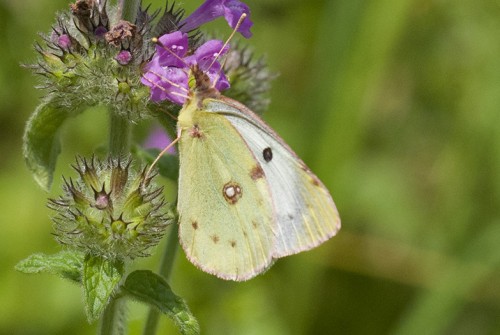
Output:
[
  {"xmin": 117, "ymin": 0, "xmax": 141, "ymax": 22},
  {"xmin": 142, "ymin": 223, "xmax": 180, "ymax": 335},
  {"xmin": 99, "ymin": 1, "xmax": 140, "ymax": 334},
  {"xmin": 99, "ymin": 297, "xmax": 126, "ymax": 335},
  {"xmin": 102, "ymin": 114, "xmax": 130, "ymax": 335},
  {"xmin": 109, "ymin": 112, "xmax": 131, "ymax": 157}
]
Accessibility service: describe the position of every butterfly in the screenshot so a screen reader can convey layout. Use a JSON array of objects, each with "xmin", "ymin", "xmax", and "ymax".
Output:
[{"xmin": 170, "ymin": 65, "xmax": 340, "ymax": 281}]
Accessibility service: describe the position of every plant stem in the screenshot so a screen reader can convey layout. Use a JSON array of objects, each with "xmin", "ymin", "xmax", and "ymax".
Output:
[
  {"xmin": 104, "ymin": 0, "xmax": 139, "ymax": 329},
  {"xmin": 102, "ymin": 114, "xmax": 131, "ymax": 335},
  {"xmin": 117, "ymin": 0, "xmax": 141, "ymax": 22},
  {"xmin": 100, "ymin": 1, "xmax": 142, "ymax": 334},
  {"xmin": 109, "ymin": 112, "xmax": 131, "ymax": 157},
  {"xmin": 99, "ymin": 297, "xmax": 126, "ymax": 335},
  {"xmin": 142, "ymin": 223, "xmax": 180, "ymax": 335}
]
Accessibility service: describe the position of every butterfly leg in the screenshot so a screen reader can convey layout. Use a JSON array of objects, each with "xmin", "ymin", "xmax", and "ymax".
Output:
[{"xmin": 145, "ymin": 128, "xmax": 183, "ymax": 179}]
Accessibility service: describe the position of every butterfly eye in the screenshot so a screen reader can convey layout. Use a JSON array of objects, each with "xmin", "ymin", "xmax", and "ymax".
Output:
[{"xmin": 263, "ymin": 147, "xmax": 273, "ymax": 162}]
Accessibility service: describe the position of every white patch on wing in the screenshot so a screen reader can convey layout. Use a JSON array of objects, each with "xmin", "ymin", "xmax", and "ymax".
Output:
[{"xmin": 205, "ymin": 99, "xmax": 340, "ymax": 258}]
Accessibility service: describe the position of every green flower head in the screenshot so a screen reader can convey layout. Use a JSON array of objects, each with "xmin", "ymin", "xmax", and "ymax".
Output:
[{"xmin": 49, "ymin": 156, "xmax": 173, "ymax": 260}]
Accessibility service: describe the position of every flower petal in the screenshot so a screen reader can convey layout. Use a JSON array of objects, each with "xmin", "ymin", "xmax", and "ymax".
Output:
[
  {"xmin": 142, "ymin": 60, "xmax": 189, "ymax": 104},
  {"xmin": 180, "ymin": 0, "xmax": 253, "ymax": 38},
  {"xmin": 185, "ymin": 40, "xmax": 229, "ymax": 70},
  {"xmin": 211, "ymin": 71, "xmax": 230, "ymax": 91},
  {"xmin": 156, "ymin": 31, "xmax": 189, "ymax": 67},
  {"xmin": 223, "ymin": 0, "xmax": 253, "ymax": 38}
]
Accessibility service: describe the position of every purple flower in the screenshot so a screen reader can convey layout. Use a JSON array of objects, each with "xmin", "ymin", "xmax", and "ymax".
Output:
[
  {"xmin": 155, "ymin": 31, "xmax": 189, "ymax": 68},
  {"xmin": 180, "ymin": 0, "xmax": 253, "ymax": 38},
  {"xmin": 57, "ymin": 34, "xmax": 72, "ymax": 49},
  {"xmin": 94, "ymin": 26, "xmax": 108, "ymax": 38},
  {"xmin": 141, "ymin": 32, "xmax": 230, "ymax": 105},
  {"xmin": 185, "ymin": 40, "xmax": 230, "ymax": 91},
  {"xmin": 142, "ymin": 57, "xmax": 189, "ymax": 105},
  {"xmin": 115, "ymin": 50, "xmax": 132, "ymax": 65},
  {"xmin": 144, "ymin": 127, "xmax": 176, "ymax": 154}
]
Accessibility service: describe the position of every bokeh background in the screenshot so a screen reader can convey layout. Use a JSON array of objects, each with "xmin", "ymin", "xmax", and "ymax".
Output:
[{"xmin": 1, "ymin": 0, "xmax": 500, "ymax": 334}]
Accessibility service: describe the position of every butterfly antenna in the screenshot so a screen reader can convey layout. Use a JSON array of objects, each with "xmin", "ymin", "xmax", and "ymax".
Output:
[
  {"xmin": 208, "ymin": 13, "xmax": 247, "ymax": 70},
  {"xmin": 145, "ymin": 130, "xmax": 182, "ymax": 180},
  {"xmin": 212, "ymin": 56, "xmax": 230, "ymax": 89},
  {"xmin": 152, "ymin": 37, "xmax": 190, "ymax": 68}
]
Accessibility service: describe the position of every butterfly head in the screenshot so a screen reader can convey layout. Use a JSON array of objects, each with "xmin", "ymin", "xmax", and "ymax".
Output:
[{"xmin": 188, "ymin": 64, "xmax": 222, "ymax": 103}]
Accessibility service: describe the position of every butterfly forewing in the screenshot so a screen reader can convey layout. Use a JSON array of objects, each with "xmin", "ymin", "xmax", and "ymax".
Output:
[
  {"xmin": 177, "ymin": 108, "xmax": 276, "ymax": 281},
  {"xmin": 204, "ymin": 97, "xmax": 341, "ymax": 257}
]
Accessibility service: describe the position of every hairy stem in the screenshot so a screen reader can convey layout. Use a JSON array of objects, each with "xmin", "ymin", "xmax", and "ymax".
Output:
[
  {"xmin": 101, "ymin": 0, "xmax": 140, "ymax": 332},
  {"xmin": 142, "ymin": 223, "xmax": 180, "ymax": 335},
  {"xmin": 109, "ymin": 112, "xmax": 131, "ymax": 157},
  {"xmin": 118, "ymin": 0, "xmax": 141, "ymax": 22},
  {"xmin": 99, "ymin": 297, "xmax": 126, "ymax": 335}
]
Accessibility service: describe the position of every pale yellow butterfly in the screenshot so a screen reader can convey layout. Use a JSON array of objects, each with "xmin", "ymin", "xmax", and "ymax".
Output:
[
  {"xmin": 162, "ymin": 65, "xmax": 341, "ymax": 281},
  {"xmin": 145, "ymin": 13, "xmax": 341, "ymax": 280}
]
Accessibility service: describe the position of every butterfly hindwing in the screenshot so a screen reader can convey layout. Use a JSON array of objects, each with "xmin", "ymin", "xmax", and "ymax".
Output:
[
  {"xmin": 204, "ymin": 97, "xmax": 341, "ymax": 258},
  {"xmin": 177, "ymin": 108, "xmax": 276, "ymax": 281}
]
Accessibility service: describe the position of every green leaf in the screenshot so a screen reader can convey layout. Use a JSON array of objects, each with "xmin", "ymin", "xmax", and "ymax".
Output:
[
  {"xmin": 83, "ymin": 255, "xmax": 124, "ymax": 322},
  {"xmin": 15, "ymin": 251, "xmax": 84, "ymax": 283},
  {"xmin": 23, "ymin": 100, "xmax": 72, "ymax": 191},
  {"xmin": 136, "ymin": 147, "xmax": 179, "ymax": 181},
  {"xmin": 123, "ymin": 270, "xmax": 199, "ymax": 335}
]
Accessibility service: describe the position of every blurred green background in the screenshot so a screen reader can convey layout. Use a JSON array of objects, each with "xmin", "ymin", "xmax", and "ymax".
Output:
[{"xmin": 1, "ymin": 0, "xmax": 500, "ymax": 334}]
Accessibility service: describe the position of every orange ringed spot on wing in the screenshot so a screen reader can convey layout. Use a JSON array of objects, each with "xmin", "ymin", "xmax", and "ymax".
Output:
[
  {"xmin": 250, "ymin": 165, "xmax": 265, "ymax": 180},
  {"xmin": 223, "ymin": 181, "xmax": 242, "ymax": 204}
]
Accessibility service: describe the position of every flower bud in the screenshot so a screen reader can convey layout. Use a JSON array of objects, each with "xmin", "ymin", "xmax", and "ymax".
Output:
[{"xmin": 49, "ymin": 156, "xmax": 172, "ymax": 260}]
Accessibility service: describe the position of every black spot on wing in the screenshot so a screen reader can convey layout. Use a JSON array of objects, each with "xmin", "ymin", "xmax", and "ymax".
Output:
[{"xmin": 263, "ymin": 147, "xmax": 273, "ymax": 162}]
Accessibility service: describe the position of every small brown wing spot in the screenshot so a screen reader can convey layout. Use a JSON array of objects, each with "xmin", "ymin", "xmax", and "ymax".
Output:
[
  {"xmin": 288, "ymin": 214, "xmax": 294, "ymax": 220},
  {"xmin": 250, "ymin": 165, "xmax": 265, "ymax": 180},
  {"xmin": 192, "ymin": 221, "xmax": 199, "ymax": 230},
  {"xmin": 230, "ymin": 240, "xmax": 237, "ymax": 248},
  {"xmin": 223, "ymin": 181, "xmax": 242, "ymax": 204},
  {"xmin": 311, "ymin": 176, "xmax": 321, "ymax": 186},
  {"xmin": 263, "ymin": 147, "xmax": 273, "ymax": 162},
  {"xmin": 252, "ymin": 221, "xmax": 258, "ymax": 229},
  {"xmin": 211, "ymin": 235, "xmax": 220, "ymax": 244},
  {"xmin": 243, "ymin": 231, "xmax": 248, "ymax": 237},
  {"xmin": 189, "ymin": 124, "xmax": 204, "ymax": 138}
]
